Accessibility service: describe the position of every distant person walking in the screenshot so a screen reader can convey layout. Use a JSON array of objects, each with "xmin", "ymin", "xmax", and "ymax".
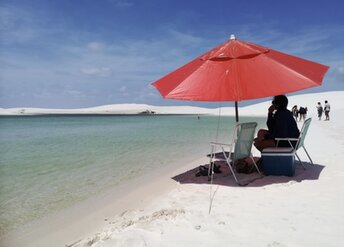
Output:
[
  {"xmin": 324, "ymin": 100, "xmax": 330, "ymax": 121},
  {"xmin": 291, "ymin": 105, "xmax": 298, "ymax": 121},
  {"xmin": 298, "ymin": 106, "xmax": 307, "ymax": 121},
  {"xmin": 316, "ymin": 102, "xmax": 323, "ymax": 120}
]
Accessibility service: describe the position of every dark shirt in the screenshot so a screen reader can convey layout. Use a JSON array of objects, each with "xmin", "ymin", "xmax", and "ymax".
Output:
[{"xmin": 265, "ymin": 109, "xmax": 300, "ymax": 147}]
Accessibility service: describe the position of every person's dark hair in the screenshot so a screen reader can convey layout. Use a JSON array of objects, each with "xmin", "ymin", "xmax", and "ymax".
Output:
[
  {"xmin": 318, "ymin": 102, "xmax": 321, "ymax": 104},
  {"xmin": 273, "ymin": 95, "xmax": 288, "ymax": 110},
  {"xmin": 325, "ymin": 100, "xmax": 328, "ymax": 103}
]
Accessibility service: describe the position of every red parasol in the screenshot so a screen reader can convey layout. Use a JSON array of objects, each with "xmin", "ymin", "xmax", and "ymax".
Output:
[{"xmin": 152, "ymin": 35, "xmax": 329, "ymax": 122}]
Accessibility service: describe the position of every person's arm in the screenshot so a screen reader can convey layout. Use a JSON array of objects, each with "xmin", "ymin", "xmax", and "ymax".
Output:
[
  {"xmin": 266, "ymin": 104, "xmax": 276, "ymax": 132},
  {"xmin": 267, "ymin": 112, "xmax": 274, "ymax": 131}
]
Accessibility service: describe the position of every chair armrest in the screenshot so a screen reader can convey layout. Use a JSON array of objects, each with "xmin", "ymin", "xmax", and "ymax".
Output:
[
  {"xmin": 210, "ymin": 142, "xmax": 233, "ymax": 147},
  {"xmin": 275, "ymin": 138, "xmax": 299, "ymax": 149},
  {"xmin": 275, "ymin": 138, "xmax": 299, "ymax": 141}
]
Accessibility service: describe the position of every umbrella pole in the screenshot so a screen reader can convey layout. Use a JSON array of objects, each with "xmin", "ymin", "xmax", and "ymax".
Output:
[{"xmin": 235, "ymin": 101, "xmax": 239, "ymax": 122}]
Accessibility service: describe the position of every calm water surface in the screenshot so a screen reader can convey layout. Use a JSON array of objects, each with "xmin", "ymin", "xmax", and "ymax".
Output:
[{"xmin": 0, "ymin": 115, "xmax": 265, "ymax": 233}]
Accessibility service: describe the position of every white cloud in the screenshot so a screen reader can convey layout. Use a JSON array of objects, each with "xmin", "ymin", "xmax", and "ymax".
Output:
[
  {"xmin": 0, "ymin": 5, "xmax": 37, "ymax": 44},
  {"xmin": 337, "ymin": 67, "xmax": 344, "ymax": 75},
  {"xmin": 107, "ymin": 0, "xmax": 133, "ymax": 7},
  {"xmin": 119, "ymin": 86, "xmax": 127, "ymax": 92},
  {"xmin": 0, "ymin": 6, "xmax": 15, "ymax": 30},
  {"xmin": 134, "ymin": 85, "xmax": 161, "ymax": 102},
  {"xmin": 167, "ymin": 29, "xmax": 203, "ymax": 46},
  {"xmin": 65, "ymin": 90, "xmax": 86, "ymax": 98},
  {"xmin": 80, "ymin": 67, "xmax": 112, "ymax": 77},
  {"xmin": 329, "ymin": 64, "xmax": 344, "ymax": 88},
  {"xmin": 87, "ymin": 42, "xmax": 103, "ymax": 52}
]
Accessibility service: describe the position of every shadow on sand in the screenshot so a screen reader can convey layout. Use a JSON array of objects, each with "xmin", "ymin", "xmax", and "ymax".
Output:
[{"xmin": 172, "ymin": 161, "xmax": 325, "ymax": 187}]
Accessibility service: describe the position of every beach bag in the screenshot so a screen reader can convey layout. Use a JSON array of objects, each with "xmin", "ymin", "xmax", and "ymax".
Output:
[
  {"xmin": 235, "ymin": 157, "xmax": 262, "ymax": 174},
  {"xmin": 196, "ymin": 163, "xmax": 221, "ymax": 177}
]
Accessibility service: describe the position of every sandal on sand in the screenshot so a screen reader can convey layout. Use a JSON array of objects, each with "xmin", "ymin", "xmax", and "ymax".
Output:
[{"xmin": 195, "ymin": 164, "xmax": 222, "ymax": 177}]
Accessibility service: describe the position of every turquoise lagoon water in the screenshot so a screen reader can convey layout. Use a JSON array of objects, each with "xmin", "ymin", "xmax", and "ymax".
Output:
[{"xmin": 0, "ymin": 115, "xmax": 265, "ymax": 234}]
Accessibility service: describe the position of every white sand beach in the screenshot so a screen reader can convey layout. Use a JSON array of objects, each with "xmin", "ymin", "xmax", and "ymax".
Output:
[{"xmin": 1, "ymin": 91, "xmax": 344, "ymax": 247}]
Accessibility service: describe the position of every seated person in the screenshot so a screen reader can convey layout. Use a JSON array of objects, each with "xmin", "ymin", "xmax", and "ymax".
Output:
[{"xmin": 254, "ymin": 95, "xmax": 300, "ymax": 151}]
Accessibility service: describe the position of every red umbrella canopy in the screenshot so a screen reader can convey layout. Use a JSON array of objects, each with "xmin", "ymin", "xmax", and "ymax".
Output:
[{"xmin": 152, "ymin": 36, "xmax": 329, "ymax": 102}]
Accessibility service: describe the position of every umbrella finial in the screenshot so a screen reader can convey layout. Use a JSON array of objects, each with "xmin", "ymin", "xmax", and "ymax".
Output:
[{"xmin": 230, "ymin": 34, "xmax": 236, "ymax": 40}]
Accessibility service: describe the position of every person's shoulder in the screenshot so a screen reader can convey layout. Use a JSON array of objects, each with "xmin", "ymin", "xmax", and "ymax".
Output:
[{"xmin": 276, "ymin": 109, "xmax": 292, "ymax": 116}]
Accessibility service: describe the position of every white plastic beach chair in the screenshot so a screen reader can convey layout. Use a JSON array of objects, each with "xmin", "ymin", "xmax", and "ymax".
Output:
[
  {"xmin": 209, "ymin": 122, "xmax": 261, "ymax": 185},
  {"xmin": 263, "ymin": 118, "xmax": 313, "ymax": 169}
]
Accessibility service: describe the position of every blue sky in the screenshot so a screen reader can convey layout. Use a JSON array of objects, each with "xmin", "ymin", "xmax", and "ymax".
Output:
[{"xmin": 1, "ymin": 0, "xmax": 343, "ymax": 108}]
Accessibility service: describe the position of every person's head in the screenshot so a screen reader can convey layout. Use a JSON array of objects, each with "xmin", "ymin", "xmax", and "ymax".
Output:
[
  {"xmin": 325, "ymin": 100, "xmax": 328, "ymax": 103},
  {"xmin": 318, "ymin": 102, "xmax": 321, "ymax": 105},
  {"xmin": 272, "ymin": 95, "xmax": 288, "ymax": 110}
]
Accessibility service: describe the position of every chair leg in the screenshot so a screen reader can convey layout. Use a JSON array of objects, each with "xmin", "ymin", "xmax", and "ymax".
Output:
[
  {"xmin": 295, "ymin": 153, "xmax": 306, "ymax": 170},
  {"xmin": 208, "ymin": 146, "xmax": 215, "ymax": 179},
  {"xmin": 223, "ymin": 148, "xmax": 240, "ymax": 184},
  {"xmin": 302, "ymin": 146, "xmax": 313, "ymax": 164},
  {"xmin": 249, "ymin": 155, "xmax": 261, "ymax": 175},
  {"xmin": 226, "ymin": 159, "xmax": 240, "ymax": 184},
  {"xmin": 208, "ymin": 145, "xmax": 240, "ymax": 185}
]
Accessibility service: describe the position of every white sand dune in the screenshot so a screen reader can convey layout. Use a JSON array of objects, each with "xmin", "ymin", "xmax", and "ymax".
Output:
[
  {"xmin": 1, "ymin": 91, "xmax": 343, "ymax": 116},
  {"xmin": 1, "ymin": 91, "xmax": 344, "ymax": 247}
]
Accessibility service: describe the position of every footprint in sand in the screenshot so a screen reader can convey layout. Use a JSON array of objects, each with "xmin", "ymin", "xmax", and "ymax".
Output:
[
  {"xmin": 268, "ymin": 241, "xmax": 287, "ymax": 247},
  {"xmin": 151, "ymin": 208, "xmax": 185, "ymax": 220},
  {"xmin": 194, "ymin": 225, "xmax": 201, "ymax": 230}
]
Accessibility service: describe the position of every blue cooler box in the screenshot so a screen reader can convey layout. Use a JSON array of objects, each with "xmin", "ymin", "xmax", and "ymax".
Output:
[{"xmin": 262, "ymin": 147, "xmax": 295, "ymax": 176}]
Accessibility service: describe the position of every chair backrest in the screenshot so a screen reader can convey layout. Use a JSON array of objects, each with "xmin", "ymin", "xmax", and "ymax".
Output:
[
  {"xmin": 233, "ymin": 122, "xmax": 257, "ymax": 161},
  {"xmin": 295, "ymin": 118, "xmax": 312, "ymax": 150}
]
